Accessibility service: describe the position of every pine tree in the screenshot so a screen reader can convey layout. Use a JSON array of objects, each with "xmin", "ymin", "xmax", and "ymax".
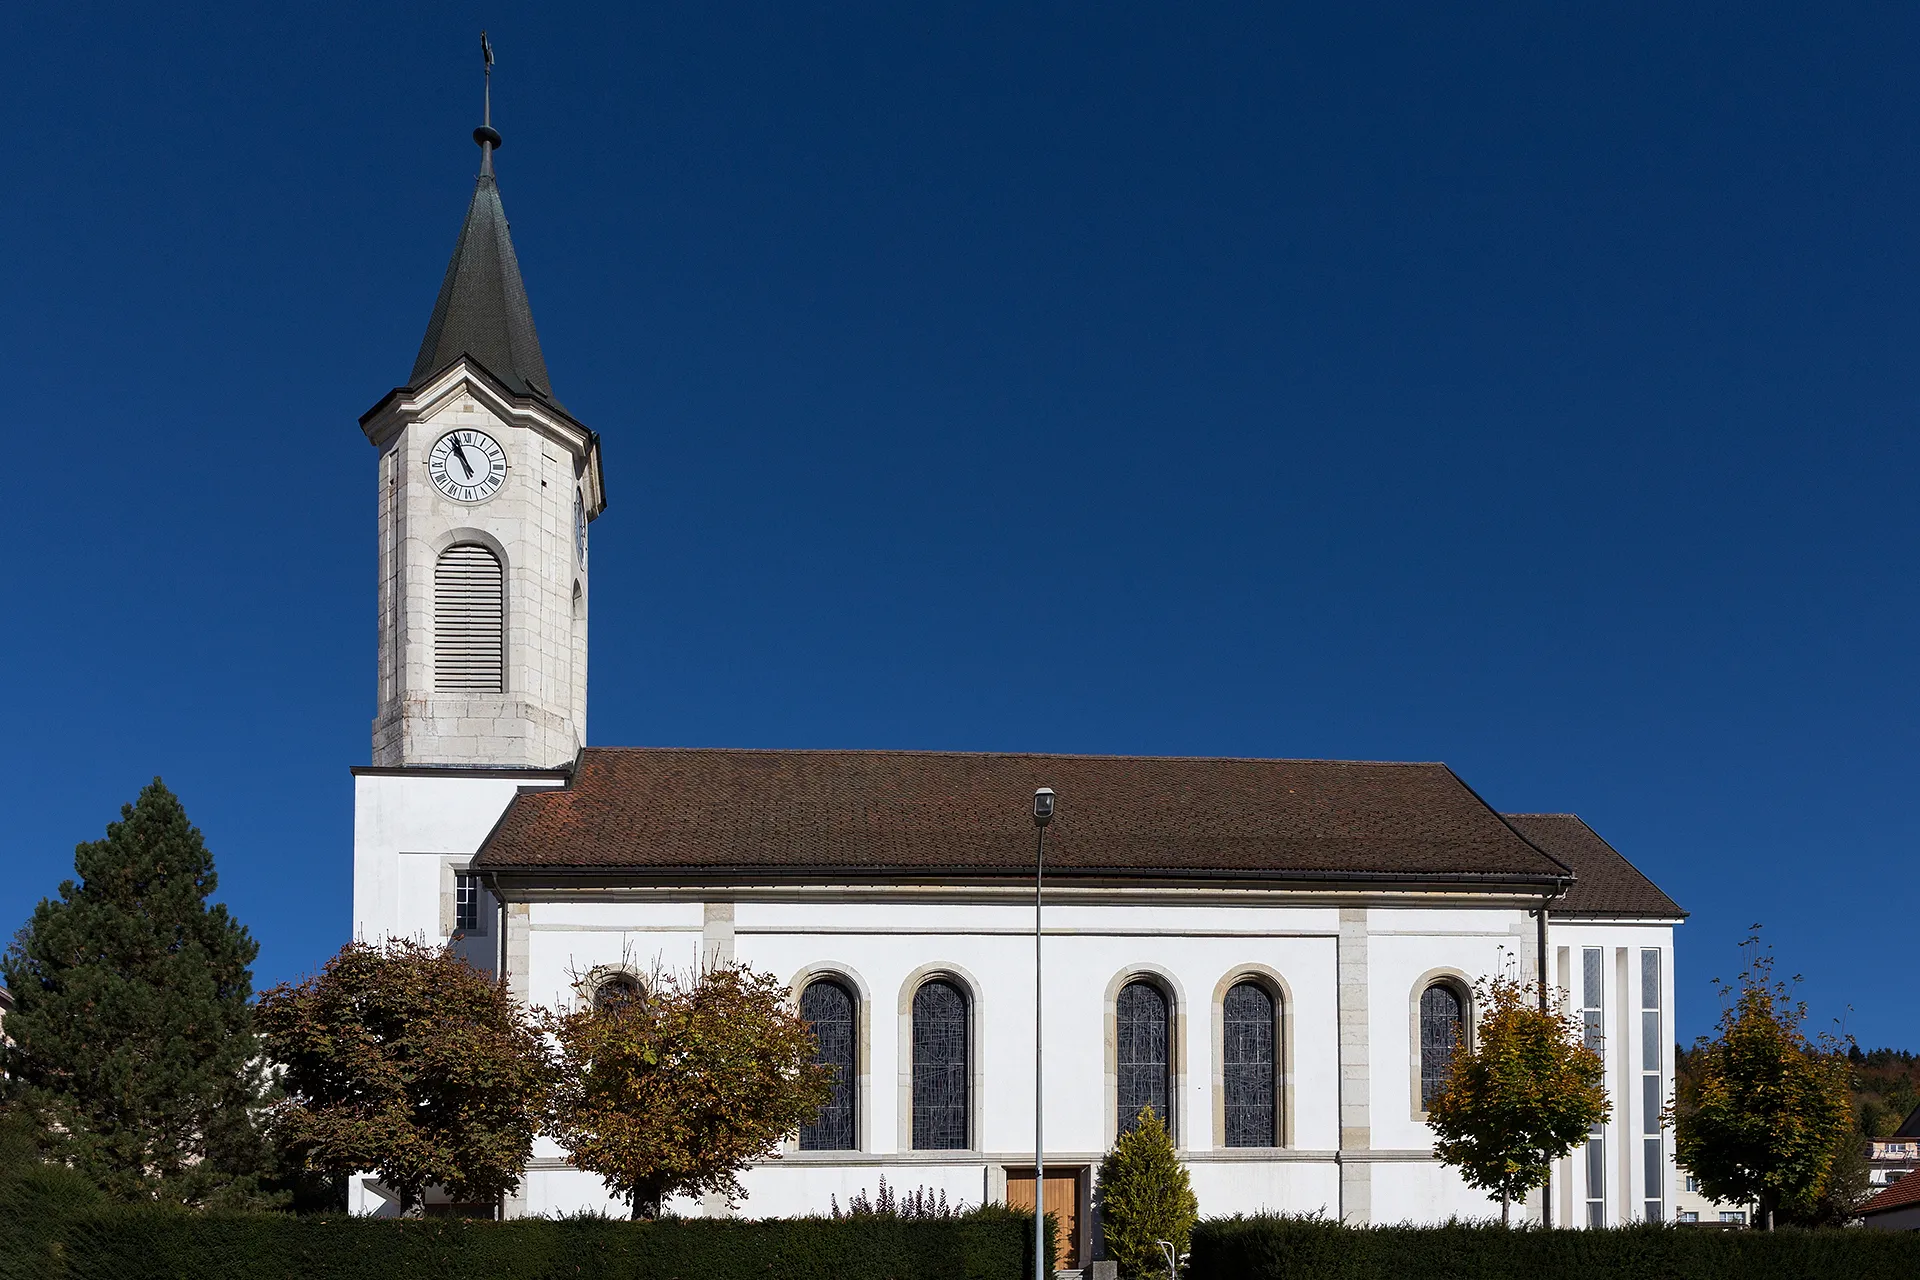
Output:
[
  {"xmin": 1095, "ymin": 1106, "xmax": 1197, "ymax": 1279},
  {"xmin": 0, "ymin": 779, "xmax": 273, "ymax": 1206}
]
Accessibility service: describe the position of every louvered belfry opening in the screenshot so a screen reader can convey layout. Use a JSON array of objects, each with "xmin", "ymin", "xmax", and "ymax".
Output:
[{"xmin": 434, "ymin": 544, "xmax": 505, "ymax": 692}]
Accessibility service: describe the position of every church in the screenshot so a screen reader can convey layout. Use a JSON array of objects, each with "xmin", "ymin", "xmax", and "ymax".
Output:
[{"xmin": 347, "ymin": 112, "xmax": 1687, "ymax": 1255}]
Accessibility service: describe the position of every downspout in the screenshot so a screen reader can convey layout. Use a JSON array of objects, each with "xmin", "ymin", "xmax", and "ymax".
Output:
[{"xmin": 1536, "ymin": 879, "xmax": 1571, "ymax": 1228}]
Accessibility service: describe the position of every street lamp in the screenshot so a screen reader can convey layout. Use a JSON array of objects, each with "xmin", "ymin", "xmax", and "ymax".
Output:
[{"xmin": 1031, "ymin": 787, "xmax": 1054, "ymax": 1280}]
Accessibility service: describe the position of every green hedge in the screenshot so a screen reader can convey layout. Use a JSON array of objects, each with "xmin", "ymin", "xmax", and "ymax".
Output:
[
  {"xmin": 0, "ymin": 1170, "xmax": 1045, "ymax": 1280},
  {"xmin": 1190, "ymin": 1215, "xmax": 1920, "ymax": 1280}
]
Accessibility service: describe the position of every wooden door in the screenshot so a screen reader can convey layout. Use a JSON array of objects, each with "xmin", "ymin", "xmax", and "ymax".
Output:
[{"xmin": 1005, "ymin": 1167, "xmax": 1080, "ymax": 1269}]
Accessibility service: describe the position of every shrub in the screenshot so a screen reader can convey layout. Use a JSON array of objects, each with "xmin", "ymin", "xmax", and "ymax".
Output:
[{"xmin": 1096, "ymin": 1106, "xmax": 1198, "ymax": 1278}]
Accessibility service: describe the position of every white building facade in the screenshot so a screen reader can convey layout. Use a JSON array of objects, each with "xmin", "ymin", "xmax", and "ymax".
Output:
[{"xmin": 347, "ymin": 126, "xmax": 1687, "ymax": 1255}]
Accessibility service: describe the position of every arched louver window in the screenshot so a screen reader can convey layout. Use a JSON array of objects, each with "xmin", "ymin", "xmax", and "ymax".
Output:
[
  {"xmin": 1420, "ymin": 983, "xmax": 1465, "ymax": 1108},
  {"xmin": 800, "ymin": 979, "xmax": 856, "ymax": 1150},
  {"xmin": 434, "ymin": 544, "xmax": 504, "ymax": 692},
  {"xmin": 1116, "ymin": 980, "xmax": 1171, "ymax": 1137},
  {"xmin": 593, "ymin": 974, "xmax": 643, "ymax": 1012},
  {"xmin": 1222, "ymin": 981, "xmax": 1276, "ymax": 1147},
  {"xmin": 911, "ymin": 980, "xmax": 969, "ymax": 1150}
]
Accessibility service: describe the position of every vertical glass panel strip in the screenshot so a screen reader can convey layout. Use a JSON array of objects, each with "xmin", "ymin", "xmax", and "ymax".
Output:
[
  {"xmin": 1641, "ymin": 948, "xmax": 1661, "ymax": 1011},
  {"xmin": 1583, "ymin": 947, "xmax": 1603, "ymax": 1011},
  {"xmin": 1642, "ymin": 1011, "xmax": 1660, "ymax": 1071}
]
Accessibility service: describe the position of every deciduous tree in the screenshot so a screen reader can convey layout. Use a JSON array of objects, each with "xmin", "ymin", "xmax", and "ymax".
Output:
[
  {"xmin": 256, "ymin": 939, "xmax": 552, "ymax": 1215},
  {"xmin": 1427, "ymin": 974, "xmax": 1609, "ymax": 1226},
  {"xmin": 543, "ymin": 961, "xmax": 832, "ymax": 1219},
  {"xmin": 1670, "ymin": 932, "xmax": 1853, "ymax": 1230},
  {"xmin": 0, "ymin": 779, "xmax": 273, "ymax": 1207},
  {"xmin": 1095, "ymin": 1106, "xmax": 1197, "ymax": 1279}
]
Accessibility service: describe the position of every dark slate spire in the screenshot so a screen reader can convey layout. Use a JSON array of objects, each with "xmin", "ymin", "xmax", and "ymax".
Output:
[{"xmin": 410, "ymin": 54, "xmax": 554, "ymax": 400}]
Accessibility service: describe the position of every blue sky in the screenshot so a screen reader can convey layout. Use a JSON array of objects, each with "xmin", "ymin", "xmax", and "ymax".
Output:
[{"xmin": 4, "ymin": 4, "xmax": 1914, "ymax": 1048}]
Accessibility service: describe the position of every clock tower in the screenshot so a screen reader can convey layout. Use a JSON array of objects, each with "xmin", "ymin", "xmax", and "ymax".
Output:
[{"xmin": 360, "ymin": 118, "xmax": 604, "ymax": 769}]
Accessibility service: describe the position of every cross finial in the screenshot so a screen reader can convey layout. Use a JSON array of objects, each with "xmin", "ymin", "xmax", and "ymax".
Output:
[{"xmin": 474, "ymin": 31, "xmax": 502, "ymax": 177}]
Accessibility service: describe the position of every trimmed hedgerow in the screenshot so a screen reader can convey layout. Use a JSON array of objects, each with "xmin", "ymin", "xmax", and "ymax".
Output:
[
  {"xmin": 3, "ymin": 1206, "xmax": 1044, "ymax": 1280},
  {"xmin": 1189, "ymin": 1214, "xmax": 1920, "ymax": 1280}
]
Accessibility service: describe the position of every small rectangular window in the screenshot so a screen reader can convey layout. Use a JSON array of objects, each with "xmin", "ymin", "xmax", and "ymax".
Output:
[
  {"xmin": 1583, "ymin": 947, "xmax": 1603, "ymax": 1010},
  {"xmin": 1720, "ymin": 1211, "xmax": 1745, "ymax": 1224},
  {"xmin": 455, "ymin": 872, "xmax": 479, "ymax": 932},
  {"xmin": 1685, "ymin": 1175, "xmax": 1699, "ymax": 1193},
  {"xmin": 1641, "ymin": 948, "xmax": 1660, "ymax": 1012},
  {"xmin": 1678, "ymin": 1210, "xmax": 1698, "ymax": 1223}
]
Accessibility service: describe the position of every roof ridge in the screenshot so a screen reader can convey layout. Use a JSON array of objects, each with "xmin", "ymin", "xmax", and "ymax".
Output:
[{"xmin": 578, "ymin": 745, "xmax": 1452, "ymax": 767}]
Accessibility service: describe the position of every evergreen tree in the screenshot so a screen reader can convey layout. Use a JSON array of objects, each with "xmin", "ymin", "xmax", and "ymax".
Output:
[
  {"xmin": 1095, "ymin": 1106, "xmax": 1197, "ymax": 1279},
  {"xmin": 0, "ymin": 779, "xmax": 273, "ymax": 1206}
]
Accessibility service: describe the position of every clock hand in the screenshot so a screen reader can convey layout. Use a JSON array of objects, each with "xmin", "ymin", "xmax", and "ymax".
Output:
[{"xmin": 450, "ymin": 440, "xmax": 475, "ymax": 480}]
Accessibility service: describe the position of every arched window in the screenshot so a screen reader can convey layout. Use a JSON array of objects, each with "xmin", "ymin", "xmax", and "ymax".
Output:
[
  {"xmin": 1419, "ymin": 982, "xmax": 1465, "ymax": 1108},
  {"xmin": 593, "ymin": 974, "xmax": 643, "ymax": 1012},
  {"xmin": 1222, "ymin": 980, "xmax": 1276, "ymax": 1147},
  {"xmin": 1116, "ymin": 980, "xmax": 1171, "ymax": 1137},
  {"xmin": 799, "ymin": 978, "xmax": 856, "ymax": 1151},
  {"xmin": 435, "ymin": 544, "xmax": 504, "ymax": 692},
  {"xmin": 911, "ymin": 979, "xmax": 969, "ymax": 1150}
]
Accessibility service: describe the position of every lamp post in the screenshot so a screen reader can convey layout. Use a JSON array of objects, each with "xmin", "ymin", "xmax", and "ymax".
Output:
[{"xmin": 1031, "ymin": 786, "xmax": 1055, "ymax": 1280}]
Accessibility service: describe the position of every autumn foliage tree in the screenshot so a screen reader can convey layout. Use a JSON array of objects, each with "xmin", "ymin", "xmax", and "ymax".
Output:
[
  {"xmin": 544, "ymin": 962, "xmax": 832, "ymax": 1219},
  {"xmin": 1670, "ymin": 932, "xmax": 1853, "ymax": 1230},
  {"xmin": 256, "ymin": 939, "xmax": 553, "ymax": 1215},
  {"xmin": 1427, "ymin": 974, "xmax": 1610, "ymax": 1225}
]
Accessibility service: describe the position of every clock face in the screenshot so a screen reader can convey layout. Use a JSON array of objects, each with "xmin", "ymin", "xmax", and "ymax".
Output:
[
  {"xmin": 428, "ymin": 430, "xmax": 508, "ymax": 502},
  {"xmin": 574, "ymin": 494, "xmax": 588, "ymax": 566}
]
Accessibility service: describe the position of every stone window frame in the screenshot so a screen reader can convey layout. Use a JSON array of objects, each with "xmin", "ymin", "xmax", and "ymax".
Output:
[
  {"xmin": 437, "ymin": 858, "xmax": 489, "ymax": 938},
  {"xmin": 572, "ymin": 963, "xmax": 649, "ymax": 1013},
  {"xmin": 785, "ymin": 963, "xmax": 873, "ymax": 1155},
  {"xmin": 1408, "ymin": 967, "xmax": 1475, "ymax": 1122},
  {"xmin": 1102, "ymin": 964, "xmax": 1188, "ymax": 1149},
  {"xmin": 897, "ymin": 963, "xmax": 986, "ymax": 1154},
  {"xmin": 1210, "ymin": 965, "xmax": 1294, "ymax": 1149}
]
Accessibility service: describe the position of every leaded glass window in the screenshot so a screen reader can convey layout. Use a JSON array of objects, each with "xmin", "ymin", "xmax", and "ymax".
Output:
[
  {"xmin": 1223, "ymin": 981, "xmax": 1276, "ymax": 1147},
  {"xmin": 911, "ymin": 980, "xmax": 969, "ymax": 1150},
  {"xmin": 1116, "ymin": 980, "xmax": 1170, "ymax": 1137},
  {"xmin": 594, "ymin": 974, "xmax": 643, "ymax": 1012},
  {"xmin": 1419, "ymin": 983, "xmax": 1463, "ymax": 1108},
  {"xmin": 799, "ymin": 979, "xmax": 856, "ymax": 1150}
]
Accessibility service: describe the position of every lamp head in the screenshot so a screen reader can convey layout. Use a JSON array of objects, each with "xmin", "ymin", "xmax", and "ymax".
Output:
[{"xmin": 1032, "ymin": 787, "xmax": 1056, "ymax": 827}]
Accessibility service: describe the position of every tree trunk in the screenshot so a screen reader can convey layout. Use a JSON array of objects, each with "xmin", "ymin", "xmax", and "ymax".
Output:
[
  {"xmin": 629, "ymin": 1180, "xmax": 665, "ymax": 1220},
  {"xmin": 1501, "ymin": 1189, "xmax": 1510, "ymax": 1227}
]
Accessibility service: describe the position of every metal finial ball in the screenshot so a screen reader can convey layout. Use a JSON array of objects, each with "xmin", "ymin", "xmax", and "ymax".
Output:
[{"xmin": 474, "ymin": 125, "xmax": 503, "ymax": 150}]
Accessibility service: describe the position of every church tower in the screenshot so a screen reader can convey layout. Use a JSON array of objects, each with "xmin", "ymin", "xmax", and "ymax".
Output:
[{"xmin": 361, "ymin": 107, "xmax": 604, "ymax": 769}]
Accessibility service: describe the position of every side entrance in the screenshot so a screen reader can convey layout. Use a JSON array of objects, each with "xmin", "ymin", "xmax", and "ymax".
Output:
[{"xmin": 1005, "ymin": 1166, "xmax": 1085, "ymax": 1270}]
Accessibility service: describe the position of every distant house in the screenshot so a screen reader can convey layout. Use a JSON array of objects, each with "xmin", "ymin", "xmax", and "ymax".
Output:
[
  {"xmin": 1860, "ymin": 1168, "xmax": 1920, "ymax": 1232},
  {"xmin": 1866, "ymin": 1105, "xmax": 1920, "ymax": 1196},
  {"xmin": 1670, "ymin": 1167, "xmax": 1746, "ymax": 1226}
]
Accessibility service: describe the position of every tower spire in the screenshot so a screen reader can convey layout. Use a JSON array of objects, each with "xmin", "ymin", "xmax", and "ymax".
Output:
[{"xmin": 474, "ymin": 31, "xmax": 501, "ymax": 177}]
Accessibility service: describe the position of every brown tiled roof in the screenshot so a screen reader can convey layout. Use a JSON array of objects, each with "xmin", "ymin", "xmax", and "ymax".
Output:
[
  {"xmin": 474, "ymin": 747, "xmax": 1574, "ymax": 884},
  {"xmin": 1862, "ymin": 1168, "xmax": 1920, "ymax": 1216},
  {"xmin": 1502, "ymin": 813, "xmax": 1687, "ymax": 919}
]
